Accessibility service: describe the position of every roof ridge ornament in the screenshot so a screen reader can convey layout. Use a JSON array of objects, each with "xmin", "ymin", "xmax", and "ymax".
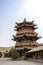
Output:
[
  {"xmin": 32, "ymin": 20, "xmax": 34, "ymax": 23},
  {"xmin": 24, "ymin": 18, "xmax": 26, "ymax": 22}
]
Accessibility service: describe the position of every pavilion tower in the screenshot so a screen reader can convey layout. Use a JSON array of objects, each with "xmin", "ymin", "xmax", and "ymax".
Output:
[{"xmin": 12, "ymin": 18, "xmax": 41, "ymax": 56}]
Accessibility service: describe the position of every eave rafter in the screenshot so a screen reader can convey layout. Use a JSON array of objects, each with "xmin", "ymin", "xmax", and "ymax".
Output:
[{"xmin": 12, "ymin": 33, "xmax": 41, "ymax": 41}]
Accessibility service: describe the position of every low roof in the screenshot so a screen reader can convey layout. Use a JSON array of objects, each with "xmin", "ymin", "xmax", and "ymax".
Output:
[
  {"xmin": 15, "ymin": 47, "xmax": 32, "ymax": 50},
  {"xmin": 15, "ymin": 47, "xmax": 24, "ymax": 50},
  {"xmin": 27, "ymin": 46, "xmax": 43, "ymax": 53},
  {"xmin": 15, "ymin": 42, "xmax": 39, "ymax": 46}
]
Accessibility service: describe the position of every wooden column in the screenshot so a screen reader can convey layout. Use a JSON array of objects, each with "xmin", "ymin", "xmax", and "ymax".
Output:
[{"xmin": 35, "ymin": 52, "xmax": 38, "ymax": 59}]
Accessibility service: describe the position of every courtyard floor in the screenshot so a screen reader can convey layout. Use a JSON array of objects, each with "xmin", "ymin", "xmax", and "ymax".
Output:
[{"xmin": 0, "ymin": 58, "xmax": 43, "ymax": 65}]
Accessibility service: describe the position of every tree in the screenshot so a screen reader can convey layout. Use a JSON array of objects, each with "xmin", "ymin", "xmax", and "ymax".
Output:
[
  {"xmin": 11, "ymin": 49, "xmax": 19, "ymax": 60},
  {"xmin": 0, "ymin": 52, "xmax": 2, "ymax": 58},
  {"xmin": 8, "ymin": 50, "xmax": 12, "ymax": 57}
]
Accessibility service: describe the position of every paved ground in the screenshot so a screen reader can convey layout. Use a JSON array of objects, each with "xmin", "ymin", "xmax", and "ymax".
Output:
[{"xmin": 0, "ymin": 58, "xmax": 43, "ymax": 65}]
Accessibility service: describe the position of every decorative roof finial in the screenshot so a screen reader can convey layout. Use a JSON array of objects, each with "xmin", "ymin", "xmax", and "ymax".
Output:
[
  {"xmin": 32, "ymin": 20, "xmax": 34, "ymax": 23},
  {"xmin": 24, "ymin": 18, "xmax": 26, "ymax": 22}
]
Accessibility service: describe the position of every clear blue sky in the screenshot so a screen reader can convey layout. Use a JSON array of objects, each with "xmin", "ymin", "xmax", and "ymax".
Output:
[{"xmin": 0, "ymin": 0, "xmax": 43, "ymax": 47}]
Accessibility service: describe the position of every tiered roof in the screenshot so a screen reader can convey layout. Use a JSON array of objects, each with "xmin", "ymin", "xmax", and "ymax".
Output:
[
  {"xmin": 12, "ymin": 19, "xmax": 41, "ymax": 41},
  {"xmin": 15, "ymin": 19, "xmax": 37, "ymax": 31}
]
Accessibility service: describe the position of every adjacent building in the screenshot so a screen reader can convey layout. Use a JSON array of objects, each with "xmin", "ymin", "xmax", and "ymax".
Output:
[
  {"xmin": 26, "ymin": 46, "xmax": 43, "ymax": 60},
  {"xmin": 0, "ymin": 47, "xmax": 11, "ymax": 57}
]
